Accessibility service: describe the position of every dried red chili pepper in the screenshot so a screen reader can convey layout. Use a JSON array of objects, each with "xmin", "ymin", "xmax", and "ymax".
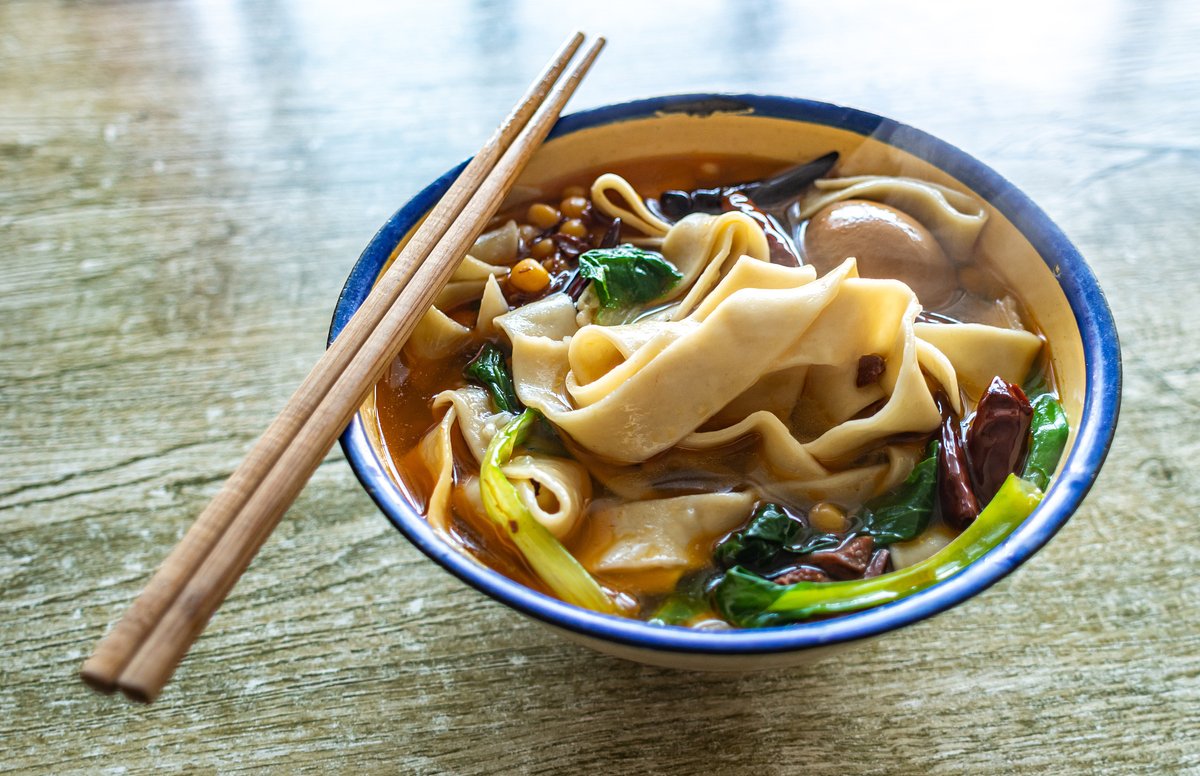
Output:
[
  {"xmin": 938, "ymin": 409, "xmax": 981, "ymax": 528},
  {"xmin": 966, "ymin": 377, "xmax": 1034, "ymax": 504}
]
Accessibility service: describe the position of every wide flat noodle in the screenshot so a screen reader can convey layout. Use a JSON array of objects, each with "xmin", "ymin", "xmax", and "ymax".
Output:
[
  {"xmin": 590, "ymin": 173, "xmax": 671, "ymax": 237},
  {"xmin": 503, "ymin": 454, "xmax": 591, "ymax": 540},
  {"xmin": 796, "ymin": 175, "xmax": 988, "ymax": 261},
  {"xmin": 432, "ymin": 387, "xmax": 512, "ymax": 463},
  {"xmin": 417, "ymin": 403, "xmax": 457, "ymax": 537},
  {"xmin": 469, "ymin": 220, "xmax": 520, "ymax": 265},
  {"xmin": 497, "ymin": 256, "xmax": 962, "ymax": 505},
  {"xmin": 914, "ymin": 322, "xmax": 1043, "ymax": 398},
  {"xmin": 915, "ymin": 338, "xmax": 962, "ymax": 415},
  {"xmin": 476, "ymin": 274, "xmax": 510, "ymax": 336},
  {"xmin": 580, "ymin": 492, "xmax": 755, "ymax": 574},
  {"xmin": 434, "ymin": 255, "xmax": 507, "ymax": 310},
  {"xmin": 407, "ymin": 307, "xmax": 471, "ymax": 361},
  {"xmin": 421, "ymin": 387, "xmax": 588, "ymax": 537},
  {"xmin": 660, "ymin": 211, "xmax": 771, "ymax": 319},
  {"xmin": 501, "ymin": 257, "xmax": 941, "ymax": 460},
  {"xmin": 708, "ymin": 365, "xmax": 808, "ymax": 428}
]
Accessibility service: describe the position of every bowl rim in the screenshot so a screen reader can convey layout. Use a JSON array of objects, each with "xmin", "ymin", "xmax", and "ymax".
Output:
[{"xmin": 331, "ymin": 93, "xmax": 1121, "ymax": 656}]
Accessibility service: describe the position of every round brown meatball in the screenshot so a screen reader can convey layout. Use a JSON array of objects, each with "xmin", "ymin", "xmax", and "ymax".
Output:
[{"xmin": 803, "ymin": 199, "xmax": 957, "ymax": 307}]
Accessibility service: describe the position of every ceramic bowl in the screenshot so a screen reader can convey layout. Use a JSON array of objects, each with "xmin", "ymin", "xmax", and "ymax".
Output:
[{"xmin": 330, "ymin": 94, "xmax": 1120, "ymax": 670}]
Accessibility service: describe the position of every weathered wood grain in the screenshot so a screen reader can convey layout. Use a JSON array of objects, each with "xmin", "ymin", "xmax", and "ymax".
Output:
[{"xmin": 1, "ymin": 0, "xmax": 1197, "ymax": 773}]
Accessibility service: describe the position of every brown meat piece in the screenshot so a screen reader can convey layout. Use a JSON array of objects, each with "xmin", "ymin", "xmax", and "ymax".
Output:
[
  {"xmin": 773, "ymin": 566, "xmax": 832, "ymax": 585},
  {"xmin": 856, "ymin": 354, "xmax": 886, "ymax": 387},
  {"xmin": 807, "ymin": 535, "xmax": 875, "ymax": 580}
]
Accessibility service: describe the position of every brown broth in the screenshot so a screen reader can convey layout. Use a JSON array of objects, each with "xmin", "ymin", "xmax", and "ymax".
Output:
[{"xmin": 529, "ymin": 153, "xmax": 788, "ymax": 206}]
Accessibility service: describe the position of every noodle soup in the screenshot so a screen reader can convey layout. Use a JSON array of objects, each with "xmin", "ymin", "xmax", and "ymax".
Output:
[{"xmin": 372, "ymin": 151, "xmax": 1066, "ymax": 629}]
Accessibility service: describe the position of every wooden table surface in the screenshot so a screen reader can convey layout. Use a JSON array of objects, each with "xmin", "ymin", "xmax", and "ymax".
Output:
[{"xmin": 3, "ymin": 1, "xmax": 1197, "ymax": 773}]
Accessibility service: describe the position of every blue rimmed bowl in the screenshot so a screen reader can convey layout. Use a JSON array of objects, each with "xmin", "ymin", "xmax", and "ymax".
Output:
[{"xmin": 330, "ymin": 94, "xmax": 1120, "ymax": 670}]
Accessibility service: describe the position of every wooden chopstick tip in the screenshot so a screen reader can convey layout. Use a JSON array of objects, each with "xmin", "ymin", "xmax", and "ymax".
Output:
[
  {"xmin": 119, "ymin": 682, "xmax": 158, "ymax": 705},
  {"xmin": 571, "ymin": 36, "xmax": 606, "ymax": 78},
  {"xmin": 79, "ymin": 662, "xmax": 118, "ymax": 695}
]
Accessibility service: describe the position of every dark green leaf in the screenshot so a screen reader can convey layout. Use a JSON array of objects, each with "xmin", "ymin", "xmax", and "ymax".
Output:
[
  {"xmin": 711, "ymin": 566, "xmax": 789, "ymax": 628},
  {"xmin": 786, "ymin": 532, "xmax": 842, "ymax": 556},
  {"xmin": 578, "ymin": 245, "xmax": 682, "ymax": 310},
  {"xmin": 649, "ymin": 572, "xmax": 717, "ymax": 626},
  {"xmin": 464, "ymin": 343, "xmax": 521, "ymax": 413},
  {"xmin": 714, "ymin": 503, "xmax": 802, "ymax": 568},
  {"xmin": 860, "ymin": 442, "xmax": 939, "ymax": 545},
  {"xmin": 1021, "ymin": 394, "xmax": 1069, "ymax": 490}
]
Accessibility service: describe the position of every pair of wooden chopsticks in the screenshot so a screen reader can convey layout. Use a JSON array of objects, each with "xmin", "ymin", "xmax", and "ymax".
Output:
[{"xmin": 80, "ymin": 31, "xmax": 605, "ymax": 703}]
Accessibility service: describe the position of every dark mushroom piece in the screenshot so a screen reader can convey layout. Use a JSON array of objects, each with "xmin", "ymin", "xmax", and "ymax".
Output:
[
  {"xmin": 805, "ymin": 535, "xmax": 875, "ymax": 580},
  {"xmin": 741, "ymin": 151, "xmax": 840, "ymax": 209},
  {"xmin": 652, "ymin": 151, "xmax": 840, "ymax": 222}
]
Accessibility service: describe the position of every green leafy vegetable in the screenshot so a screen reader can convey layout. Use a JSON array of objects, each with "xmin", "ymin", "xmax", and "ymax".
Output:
[
  {"xmin": 713, "ymin": 474, "xmax": 1044, "ymax": 627},
  {"xmin": 1021, "ymin": 394, "xmax": 1069, "ymax": 490},
  {"xmin": 464, "ymin": 343, "xmax": 521, "ymax": 413},
  {"xmin": 714, "ymin": 503, "xmax": 797, "ymax": 568},
  {"xmin": 788, "ymin": 532, "xmax": 842, "ymax": 557},
  {"xmin": 480, "ymin": 410, "xmax": 618, "ymax": 614},
  {"xmin": 859, "ymin": 442, "xmax": 939, "ymax": 546},
  {"xmin": 1022, "ymin": 366, "xmax": 1052, "ymax": 399},
  {"xmin": 715, "ymin": 504, "xmax": 840, "ymax": 570},
  {"xmin": 713, "ymin": 503, "xmax": 839, "ymax": 570},
  {"xmin": 578, "ymin": 245, "xmax": 682, "ymax": 310},
  {"xmin": 649, "ymin": 573, "xmax": 715, "ymax": 627}
]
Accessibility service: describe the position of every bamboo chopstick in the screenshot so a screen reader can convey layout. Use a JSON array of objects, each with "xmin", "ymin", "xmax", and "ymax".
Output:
[{"xmin": 82, "ymin": 32, "xmax": 604, "ymax": 703}]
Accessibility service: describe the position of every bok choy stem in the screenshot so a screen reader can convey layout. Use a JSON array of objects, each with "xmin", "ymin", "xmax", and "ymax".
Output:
[{"xmin": 479, "ymin": 410, "xmax": 619, "ymax": 614}]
